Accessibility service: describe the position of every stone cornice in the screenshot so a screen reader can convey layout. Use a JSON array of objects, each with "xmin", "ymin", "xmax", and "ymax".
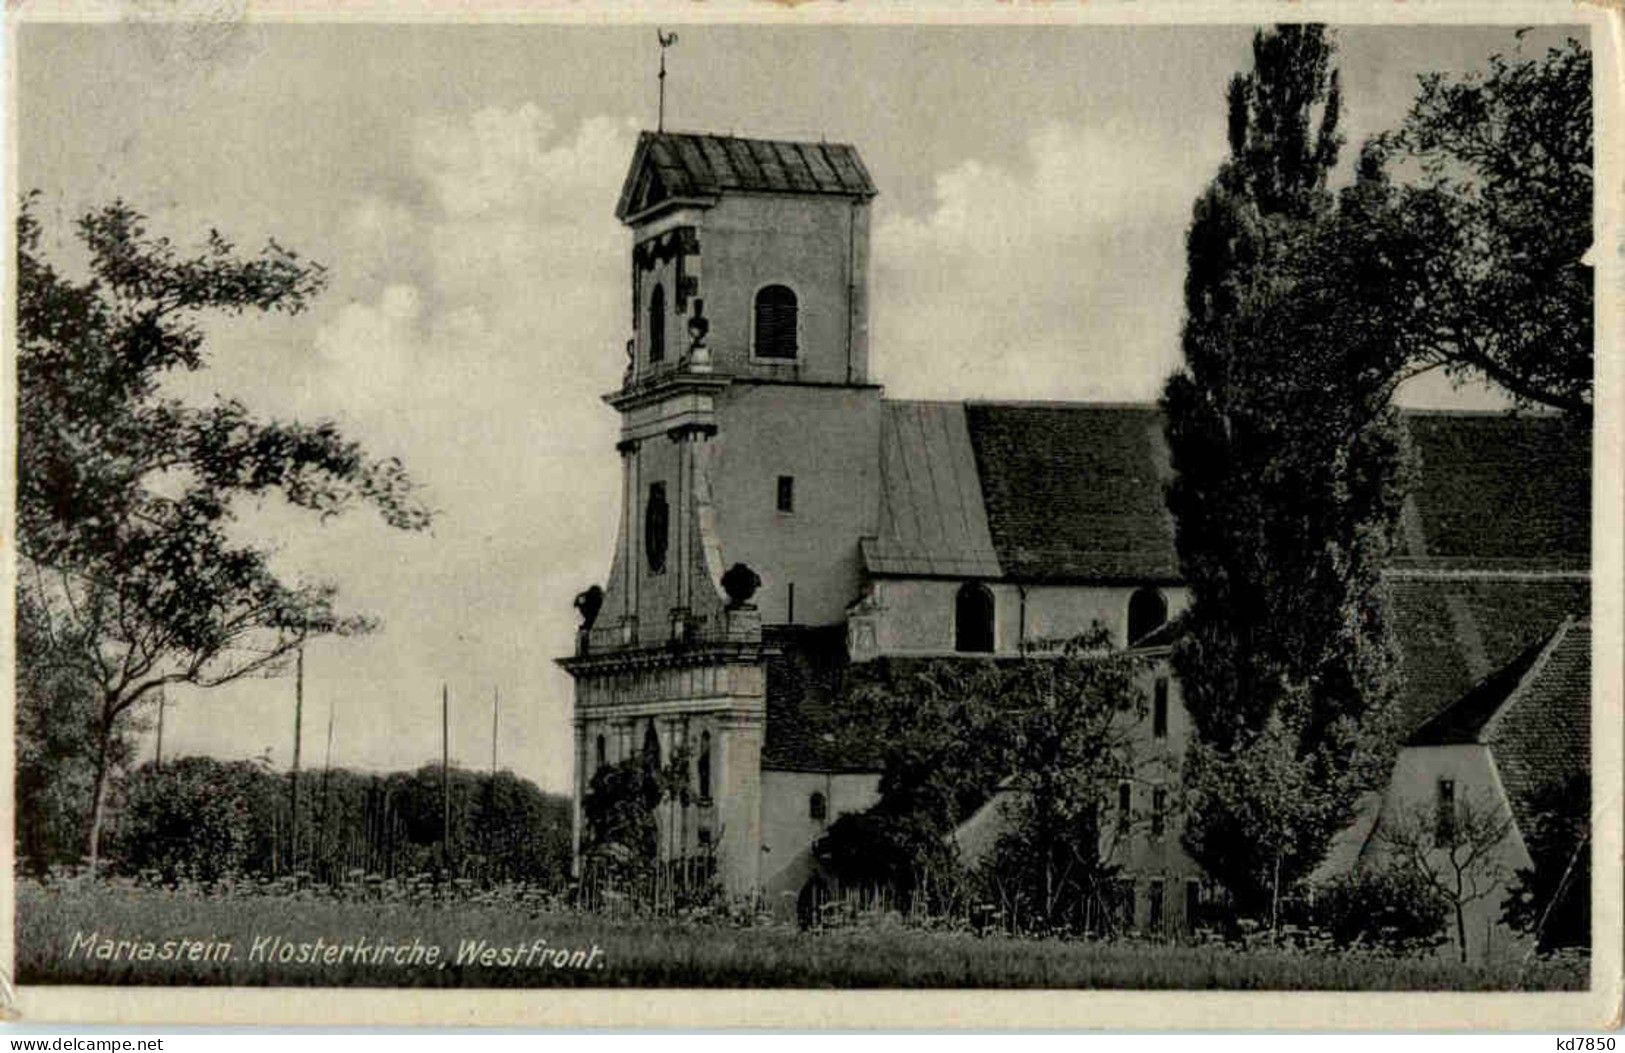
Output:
[{"xmin": 557, "ymin": 638, "xmax": 779, "ymax": 678}]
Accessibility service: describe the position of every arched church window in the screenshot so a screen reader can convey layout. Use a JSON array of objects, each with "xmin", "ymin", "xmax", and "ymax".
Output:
[
  {"xmin": 809, "ymin": 792, "xmax": 828, "ymax": 822},
  {"xmin": 753, "ymin": 284, "xmax": 799, "ymax": 359},
  {"xmin": 645, "ymin": 482, "xmax": 668, "ymax": 575},
  {"xmin": 698, "ymin": 730, "xmax": 712, "ymax": 800},
  {"xmin": 649, "ymin": 282, "xmax": 666, "ymax": 363},
  {"xmin": 955, "ymin": 582, "xmax": 995, "ymax": 654},
  {"xmin": 1128, "ymin": 587, "xmax": 1168, "ymax": 645}
]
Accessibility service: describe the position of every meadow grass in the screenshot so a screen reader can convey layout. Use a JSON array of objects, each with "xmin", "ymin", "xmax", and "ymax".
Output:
[{"xmin": 16, "ymin": 880, "xmax": 1586, "ymax": 990}]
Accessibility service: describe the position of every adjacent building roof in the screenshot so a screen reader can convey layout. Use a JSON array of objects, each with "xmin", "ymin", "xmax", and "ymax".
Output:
[
  {"xmin": 1388, "ymin": 576, "xmax": 1589, "ymax": 734},
  {"xmin": 616, "ymin": 131, "xmax": 877, "ymax": 220},
  {"xmin": 1403, "ymin": 618, "xmax": 1590, "ymax": 833},
  {"xmin": 762, "ymin": 625, "xmax": 883, "ymax": 773}
]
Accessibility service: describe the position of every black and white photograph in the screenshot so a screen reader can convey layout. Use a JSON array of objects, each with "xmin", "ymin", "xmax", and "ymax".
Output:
[{"xmin": 6, "ymin": 2, "xmax": 1618, "ymax": 1029}]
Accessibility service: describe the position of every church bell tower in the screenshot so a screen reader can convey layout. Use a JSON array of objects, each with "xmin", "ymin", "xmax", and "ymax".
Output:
[{"xmin": 560, "ymin": 130, "xmax": 882, "ymax": 895}]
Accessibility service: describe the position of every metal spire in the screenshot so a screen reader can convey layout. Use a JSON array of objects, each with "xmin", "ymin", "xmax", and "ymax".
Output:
[{"xmin": 657, "ymin": 29, "xmax": 679, "ymax": 132}]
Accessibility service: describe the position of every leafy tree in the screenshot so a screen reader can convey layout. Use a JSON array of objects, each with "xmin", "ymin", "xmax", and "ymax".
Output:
[
  {"xmin": 1163, "ymin": 24, "xmax": 1407, "ymax": 918},
  {"xmin": 1502, "ymin": 773, "xmax": 1590, "ymax": 953},
  {"xmin": 1377, "ymin": 790, "xmax": 1514, "ymax": 963},
  {"xmin": 822, "ymin": 627, "xmax": 1147, "ymax": 928},
  {"xmin": 1374, "ymin": 37, "xmax": 1592, "ymax": 415},
  {"xmin": 578, "ymin": 747, "xmax": 698, "ymax": 904},
  {"xmin": 16, "ymin": 584, "xmax": 106, "ymax": 874},
  {"xmin": 16, "ymin": 196, "xmax": 432, "ymax": 875}
]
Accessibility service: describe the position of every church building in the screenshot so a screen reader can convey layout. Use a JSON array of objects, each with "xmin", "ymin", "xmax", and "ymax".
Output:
[{"xmin": 559, "ymin": 131, "xmax": 1590, "ymax": 933}]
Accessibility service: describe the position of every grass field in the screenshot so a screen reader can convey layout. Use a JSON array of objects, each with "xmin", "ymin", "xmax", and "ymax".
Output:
[{"xmin": 17, "ymin": 880, "xmax": 1587, "ymax": 990}]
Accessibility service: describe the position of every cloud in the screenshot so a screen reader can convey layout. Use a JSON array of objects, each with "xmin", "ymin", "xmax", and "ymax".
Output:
[
  {"xmin": 167, "ymin": 107, "xmax": 640, "ymax": 792},
  {"xmin": 871, "ymin": 121, "xmax": 1221, "ymax": 403}
]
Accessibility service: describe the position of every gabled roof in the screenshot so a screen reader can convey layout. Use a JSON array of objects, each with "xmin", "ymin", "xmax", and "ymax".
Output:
[
  {"xmin": 1406, "ymin": 631, "xmax": 1556, "ymax": 747},
  {"xmin": 1402, "ymin": 618, "xmax": 1589, "ymax": 834},
  {"xmin": 1388, "ymin": 577, "xmax": 1588, "ymax": 734},
  {"xmin": 1484, "ymin": 620, "xmax": 1590, "ymax": 832},
  {"xmin": 616, "ymin": 131, "xmax": 876, "ymax": 220},
  {"xmin": 862, "ymin": 404, "xmax": 1587, "ymax": 590}
]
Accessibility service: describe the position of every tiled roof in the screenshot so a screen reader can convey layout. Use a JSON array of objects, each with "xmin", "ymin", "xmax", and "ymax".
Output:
[
  {"xmin": 1398, "ymin": 413, "xmax": 1590, "ymax": 569},
  {"xmin": 616, "ymin": 131, "xmax": 876, "ymax": 219},
  {"xmin": 859, "ymin": 404, "xmax": 1586, "ymax": 588},
  {"xmin": 864, "ymin": 402, "xmax": 1003, "ymax": 578},
  {"xmin": 1388, "ymin": 577, "xmax": 1589, "ymax": 735},
  {"xmin": 1407, "ymin": 633, "xmax": 1553, "ymax": 747},
  {"xmin": 963, "ymin": 402, "xmax": 1180, "ymax": 583},
  {"xmin": 1401, "ymin": 618, "xmax": 1589, "ymax": 834},
  {"xmin": 762, "ymin": 625, "xmax": 883, "ymax": 773},
  {"xmin": 1485, "ymin": 620, "xmax": 1590, "ymax": 833}
]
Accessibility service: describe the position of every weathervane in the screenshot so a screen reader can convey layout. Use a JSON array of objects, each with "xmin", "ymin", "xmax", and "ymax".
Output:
[{"xmin": 657, "ymin": 29, "xmax": 679, "ymax": 132}]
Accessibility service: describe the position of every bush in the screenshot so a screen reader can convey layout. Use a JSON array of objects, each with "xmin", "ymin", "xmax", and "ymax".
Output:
[
  {"xmin": 120, "ymin": 758, "xmax": 259, "ymax": 884},
  {"xmin": 1298, "ymin": 867, "xmax": 1450, "ymax": 956}
]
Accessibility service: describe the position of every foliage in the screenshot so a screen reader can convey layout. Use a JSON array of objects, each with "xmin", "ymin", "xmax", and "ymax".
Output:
[
  {"xmin": 16, "ymin": 195, "xmax": 432, "ymax": 874},
  {"xmin": 1502, "ymin": 773, "xmax": 1590, "ymax": 953},
  {"xmin": 110, "ymin": 756, "xmax": 571, "ymax": 888},
  {"xmin": 16, "ymin": 879, "xmax": 1587, "ymax": 990},
  {"xmin": 1371, "ymin": 37, "xmax": 1592, "ymax": 415},
  {"xmin": 823, "ymin": 627, "xmax": 1147, "ymax": 927},
  {"xmin": 1163, "ymin": 24, "xmax": 1407, "ymax": 917},
  {"xmin": 15, "ymin": 585, "xmax": 107, "ymax": 874},
  {"xmin": 1296, "ymin": 867, "xmax": 1450, "ymax": 957},
  {"xmin": 120, "ymin": 757, "xmax": 261, "ymax": 884},
  {"xmin": 577, "ymin": 745, "xmax": 711, "ymax": 909},
  {"xmin": 1377, "ymin": 791, "xmax": 1513, "ymax": 963}
]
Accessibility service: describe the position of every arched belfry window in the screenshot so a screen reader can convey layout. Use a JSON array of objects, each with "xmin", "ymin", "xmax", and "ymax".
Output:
[
  {"xmin": 955, "ymin": 582, "xmax": 995, "ymax": 654},
  {"xmin": 753, "ymin": 284, "xmax": 799, "ymax": 360},
  {"xmin": 1127, "ymin": 587, "xmax": 1168, "ymax": 645},
  {"xmin": 649, "ymin": 283, "xmax": 666, "ymax": 363}
]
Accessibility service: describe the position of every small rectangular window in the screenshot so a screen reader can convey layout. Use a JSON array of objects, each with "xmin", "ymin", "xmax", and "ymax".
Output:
[
  {"xmin": 777, "ymin": 475, "xmax": 795, "ymax": 513},
  {"xmin": 1435, "ymin": 778, "xmax": 1457, "ymax": 844},
  {"xmin": 1148, "ymin": 879, "xmax": 1164, "ymax": 930},
  {"xmin": 1151, "ymin": 786, "xmax": 1167, "ymax": 838},
  {"xmin": 1153, "ymin": 678, "xmax": 1169, "ymax": 738}
]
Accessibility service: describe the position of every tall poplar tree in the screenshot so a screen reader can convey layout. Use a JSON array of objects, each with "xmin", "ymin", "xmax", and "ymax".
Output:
[{"xmin": 1162, "ymin": 25, "xmax": 1408, "ymax": 917}]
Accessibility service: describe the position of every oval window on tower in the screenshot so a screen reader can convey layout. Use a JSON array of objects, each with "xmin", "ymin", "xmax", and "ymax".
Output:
[
  {"xmin": 645, "ymin": 482, "xmax": 669, "ymax": 575},
  {"xmin": 753, "ymin": 285, "xmax": 799, "ymax": 360}
]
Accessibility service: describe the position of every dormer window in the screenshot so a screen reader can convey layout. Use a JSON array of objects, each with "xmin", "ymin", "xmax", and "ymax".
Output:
[
  {"xmin": 753, "ymin": 284, "xmax": 799, "ymax": 359},
  {"xmin": 649, "ymin": 283, "xmax": 667, "ymax": 363}
]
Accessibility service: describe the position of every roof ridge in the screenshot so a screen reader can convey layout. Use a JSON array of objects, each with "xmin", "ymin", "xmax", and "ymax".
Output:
[{"xmin": 1478, "ymin": 616, "xmax": 1579, "ymax": 745}]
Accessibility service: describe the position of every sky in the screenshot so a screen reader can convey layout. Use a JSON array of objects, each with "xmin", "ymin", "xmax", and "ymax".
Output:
[{"xmin": 16, "ymin": 20, "xmax": 1584, "ymax": 794}]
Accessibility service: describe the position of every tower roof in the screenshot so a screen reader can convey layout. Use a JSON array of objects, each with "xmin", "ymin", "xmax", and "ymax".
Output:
[{"xmin": 616, "ymin": 131, "xmax": 877, "ymax": 220}]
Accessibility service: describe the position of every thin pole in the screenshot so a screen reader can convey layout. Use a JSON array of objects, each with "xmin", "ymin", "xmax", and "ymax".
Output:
[
  {"xmin": 657, "ymin": 29, "xmax": 678, "ymax": 132},
  {"xmin": 290, "ymin": 644, "xmax": 304, "ymax": 871},
  {"xmin": 442, "ymin": 682, "xmax": 451, "ymax": 863},
  {"xmin": 154, "ymin": 688, "xmax": 166, "ymax": 771},
  {"xmin": 491, "ymin": 686, "xmax": 500, "ymax": 775}
]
